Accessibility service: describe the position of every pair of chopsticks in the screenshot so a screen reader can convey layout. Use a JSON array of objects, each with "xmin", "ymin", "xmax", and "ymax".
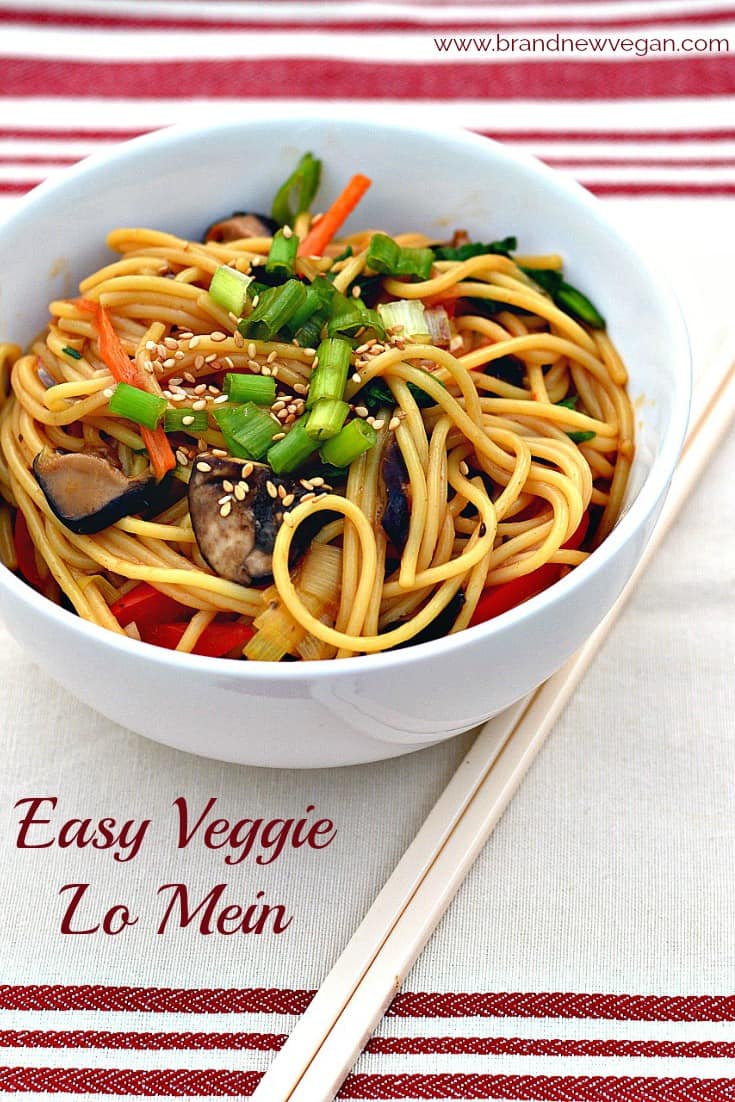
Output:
[{"xmin": 252, "ymin": 350, "xmax": 735, "ymax": 1102}]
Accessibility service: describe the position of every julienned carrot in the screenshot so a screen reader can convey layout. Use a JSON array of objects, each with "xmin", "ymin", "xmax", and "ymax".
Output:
[
  {"xmin": 78, "ymin": 299, "xmax": 176, "ymax": 480},
  {"xmin": 297, "ymin": 173, "xmax": 372, "ymax": 258}
]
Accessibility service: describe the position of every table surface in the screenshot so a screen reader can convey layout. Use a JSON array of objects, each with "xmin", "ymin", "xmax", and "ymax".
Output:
[{"xmin": 1, "ymin": 4, "xmax": 734, "ymax": 1099}]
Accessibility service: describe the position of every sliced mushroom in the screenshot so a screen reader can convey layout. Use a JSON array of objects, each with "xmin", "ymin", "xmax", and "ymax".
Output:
[
  {"xmin": 203, "ymin": 212, "xmax": 279, "ymax": 244},
  {"xmin": 33, "ymin": 449, "xmax": 157, "ymax": 535},
  {"xmin": 381, "ymin": 439, "xmax": 411, "ymax": 551},
  {"xmin": 188, "ymin": 455, "xmax": 321, "ymax": 586}
]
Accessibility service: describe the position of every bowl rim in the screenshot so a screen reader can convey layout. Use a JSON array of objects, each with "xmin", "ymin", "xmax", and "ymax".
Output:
[{"xmin": 0, "ymin": 113, "xmax": 692, "ymax": 681}]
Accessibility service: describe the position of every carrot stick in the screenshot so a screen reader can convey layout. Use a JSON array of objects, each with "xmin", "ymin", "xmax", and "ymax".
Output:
[
  {"xmin": 297, "ymin": 173, "xmax": 372, "ymax": 258},
  {"xmin": 78, "ymin": 299, "xmax": 176, "ymax": 480}
]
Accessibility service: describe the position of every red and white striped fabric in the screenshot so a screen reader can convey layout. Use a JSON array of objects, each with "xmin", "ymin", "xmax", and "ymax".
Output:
[{"xmin": 2, "ymin": 2, "xmax": 735, "ymax": 1099}]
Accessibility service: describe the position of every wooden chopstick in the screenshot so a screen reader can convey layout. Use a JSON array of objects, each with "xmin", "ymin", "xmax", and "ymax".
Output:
[{"xmin": 252, "ymin": 351, "xmax": 735, "ymax": 1102}]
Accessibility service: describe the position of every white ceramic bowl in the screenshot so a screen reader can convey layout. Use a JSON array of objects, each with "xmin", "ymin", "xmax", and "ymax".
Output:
[{"xmin": 0, "ymin": 115, "xmax": 690, "ymax": 767}]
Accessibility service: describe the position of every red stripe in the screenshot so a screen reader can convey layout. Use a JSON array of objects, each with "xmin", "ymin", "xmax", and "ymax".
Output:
[
  {"xmin": 3, "ymin": 1029, "xmax": 735, "ymax": 1059},
  {"xmin": 339, "ymin": 1076, "xmax": 735, "ymax": 1100},
  {"xmin": 1, "ymin": 125, "xmax": 734, "ymax": 146},
  {"xmin": 0, "ymin": 1067, "xmax": 262, "ymax": 1095},
  {"xmin": 584, "ymin": 182, "xmax": 735, "ymax": 194},
  {"xmin": 369, "ymin": 1036, "xmax": 735, "ymax": 1058},
  {"xmin": 2, "ymin": 986, "xmax": 735, "ymax": 1021},
  {"xmin": 0, "ymin": 56, "xmax": 732, "ymax": 100},
  {"xmin": 0, "ymin": 1029, "xmax": 286, "ymax": 1051},
  {"xmin": 1, "ymin": 1070, "xmax": 735, "ymax": 1100},
  {"xmin": 543, "ymin": 156, "xmax": 735, "ymax": 167},
  {"xmin": 0, "ymin": 5, "xmax": 734, "ymax": 30},
  {"xmin": 0, "ymin": 154, "xmax": 78, "ymax": 165}
]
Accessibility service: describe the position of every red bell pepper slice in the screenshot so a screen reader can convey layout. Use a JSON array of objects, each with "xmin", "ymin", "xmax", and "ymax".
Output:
[
  {"xmin": 139, "ymin": 620, "xmax": 254, "ymax": 658},
  {"xmin": 469, "ymin": 511, "xmax": 590, "ymax": 627},
  {"xmin": 13, "ymin": 510, "xmax": 46, "ymax": 592},
  {"xmin": 109, "ymin": 581, "xmax": 189, "ymax": 628}
]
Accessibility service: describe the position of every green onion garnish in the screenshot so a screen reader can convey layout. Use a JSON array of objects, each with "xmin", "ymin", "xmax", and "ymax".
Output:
[
  {"xmin": 267, "ymin": 416, "xmax": 318, "ymax": 474},
  {"xmin": 306, "ymin": 338, "xmax": 352, "ymax": 409},
  {"xmin": 304, "ymin": 398, "xmax": 349, "ymax": 442},
  {"xmin": 164, "ymin": 408, "xmax": 209, "ymax": 433},
  {"xmin": 108, "ymin": 382, "xmax": 167, "ymax": 430},
  {"xmin": 271, "ymin": 152, "xmax": 322, "ymax": 227},
  {"xmin": 62, "ymin": 346, "xmax": 82, "ymax": 360},
  {"xmin": 223, "ymin": 373, "xmax": 277, "ymax": 406},
  {"xmin": 209, "ymin": 265, "xmax": 253, "ymax": 317},
  {"xmin": 214, "ymin": 403, "xmax": 279, "ymax": 460},
  {"xmin": 239, "ymin": 279, "xmax": 307, "ymax": 341},
  {"xmin": 434, "ymin": 236, "xmax": 517, "ymax": 261},
  {"xmin": 265, "ymin": 228, "xmax": 299, "ymax": 280},
  {"xmin": 366, "ymin": 233, "xmax": 435, "ymax": 281},
  {"xmin": 524, "ymin": 268, "xmax": 606, "ymax": 329},
  {"xmin": 319, "ymin": 418, "xmax": 377, "ymax": 467},
  {"xmin": 568, "ymin": 430, "xmax": 596, "ymax": 443},
  {"xmin": 327, "ymin": 293, "xmax": 385, "ymax": 340},
  {"xmin": 377, "ymin": 299, "xmax": 428, "ymax": 339}
]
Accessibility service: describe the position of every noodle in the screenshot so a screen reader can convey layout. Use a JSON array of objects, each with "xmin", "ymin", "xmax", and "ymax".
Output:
[{"xmin": 0, "ymin": 165, "xmax": 634, "ymax": 660}]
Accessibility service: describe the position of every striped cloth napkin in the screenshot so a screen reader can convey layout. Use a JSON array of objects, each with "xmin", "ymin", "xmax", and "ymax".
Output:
[{"xmin": 1, "ymin": 2, "xmax": 734, "ymax": 1099}]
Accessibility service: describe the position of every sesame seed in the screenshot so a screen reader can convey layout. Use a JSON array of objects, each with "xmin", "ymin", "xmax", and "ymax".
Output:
[
  {"xmin": 189, "ymin": 336, "xmax": 201, "ymax": 349},
  {"xmin": 266, "ymin": 480, "xmax": 278, "ymax": 498},
  {"xmin": 247, "ymin": 359, "xmax": 261, "ymax": 372},
  {"xmin": 220, "ymin": 501, "xmax": 232, "ymax": 518},
  {"xmin": 223, "ymin": 356, "xmax": 234, "ymax": 369},
  {"xmin": 277, "ymin": 484, "xmax": 286, "ymax": 499},
  {"xmin": 272, "ymin": 400, "xmax": 286, "ymax": 412},
  {"xmin": 247, "ymin": 342, "xmax": 257, "ymax": 359},
  {"xmin": 300, "ymin": 478, "xmax": 314, "ymax": 490},
  {"xmin": 174, "ymin": 350, "xmax": 185, "ymax": 360},
  {"xmin": 196, "ymin": 461, "xmax": 212, "ymax": 472},
  {"xmin": 304, "ymin": 348, "xmax": 317, "ymax": 357},
  {"xmin": 162, "ymin": 390, "xmax": 173, "ymax": 399},
  {"xmin": 272, "ymin": 432, "xmax": 286, "ymax": 441},
  {"xmin": 294, "ymin": 383, "xmax": 308, "ymax": 395},
  {"xmin": 192, "ymin": 399, "xmax": 207, "ymax": 411},
  {"xmin": 168, "ymin": 376, "xmax": 182, "ymax": 386},
  {"xmin": 182, "ymin": 415, "xmax": 195, "ymax": 426},
  {"xmin": 355, "ymin": 342, "xmax": 369, "ymax": 354},
  {"xmin": 233, "ymin": 330, "xmax": 244, "ymax": 347},
  {"xmin": 211, "ymin": 331, "xmax": 227, "ymax": 342},
  {"xmin": 351, "ymin": 372, "xmax": 362, "ymax": 384},
  {"xmin": 282, "ymin": 493, "xmax": 295, "ymax": 506},
  {"xmin": 143, "ymin": 360, "xmax": 154, "ymax": 373},
  {"xmin": 242, "ymin": 462, "xmax": 254, "ymax": 478},
  {"xmin": 354, "ymin": 405, "xmax": 369, "ymax": 418},
  {"xmin": 271, "ymin": 366, "xmax": 280, "ymax": 378},
  {"xmin": 212, "ymin": 448, "xmax": 228, "ymax": 458},
  {"xmin": 145, "ymin": 340, "xmax": 157, "ymax": 351},
  {"xmin": 183, "ymin": 372, "xmax": 195, "ymax": 383},
  {"xmin": 176, "ymin": 449, "xmax": 189, "ymax": 465},
  {"xmin": 179, "ymin": 331, "xmax": 194, "ymax": 340},
  {"xmin": 366, "ymin": 416, "xmax": 375, "ymax": 426},
  {"xmin": 207, "ymin": 384, "xmax": 219, "ymax": 394},
  {"xmin": 459, "ymin": 460, "xmax": 470, "ymax": 476},
  {"xmin": 222, "ymin": 480, "xmax": 234, "ymax": 493},
  {"xmin": 310, "ymin": 476, "xmax": 325, "ymax": 487},
  {"xmin": 218, "ymin": 493, "xmax": 232, "ymax": 505},
  {"xmin": 194, "ymin": 355, "xmax": 205, "ymax": 370},
  {"xmin": 389, "ymin": 416, "xmax": 401, "ymax": 431},
  {"xmin": 262, "ymin": 366, "xmax": 271, "ymax": 377},
  {"xmin": 164, "ymin": 336, "xmax": 178, "ymax": 350},
  {"xmin": 214, "ymin": 393, "xmax": 228, "ymax": 404},
  {"xmin": 267, "ymin": 350, "xmax": 278, "ymax": 363},
  {"xmin": 282, "ymin": 224, "xmax": 293, "ymax": 239},
  {"xmin": 351, "ymin": 285, "xmax": 361, "ymax": 298},
  {"xmin": 282, "ymin": 511, "xmax": 295, "ymax": 527},
  {"xmin": 300, "ymin": 491, "xmax": 316, "ymax": 502},
  {"xmin": 157, "ymin": 344, "xmax": 168, "ymax": 359},
  {"xmin": 373, "ymin": 419, "xmax": 385, "ymax": 430},
  {"xmin": 284, "ymin": 413, "xmax": 296, "ymax": 425},
  {"xmin": 234, "ymin": 483, "xmax": 247, "ymax": 501},
  {"xmin": 103, "ymin": 387, "xmax": 113, "ymax": 398},
  {"xmin": 204, "ymin": 353, "xmax": 217, "ymax": 364},
  {"xmin": 251, "ymin": 295, "xmax": 260, "ymax": 308},
  {"xmin": 194, "ymin": 383, "xmax": 207, "ymax": 395},
  {"xmin": 163, "ymin": 357, "xmax": 176, "ymax": 370}
]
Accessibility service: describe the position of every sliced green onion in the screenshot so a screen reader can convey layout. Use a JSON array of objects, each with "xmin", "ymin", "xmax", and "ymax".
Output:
[
  {"xmin": 523, "ymin": 268, "xmax": 606, "ymax": 330},
  {"xmin": 287, "ymin": 277, "xmax": 335, "ymax": 346},
  {"xmin": 209, "ymin": 265, "xmax": 253, "ymax": 317},
  {"xmin": 306, "ymin": 337, "xmax": 352, "ymax": 409},
  {"xmin": 355, "ymin": 370, "xmax": 445, "ymax": 415},
  {"xmin": 265, "ymin": 228, "xmax": 299, "ymax": 280},
  {"xmin": 568, "ymin": 430, "xmax": 596, "ymax": 443},
  {"xmin": 327, "ymin": 292, "xmax": 385, "ymax": 340},
  {"xmin": 377, "ymin": 299, "xmax": 428, "ymax": 339},
  {"xmin": 434, "ymin": 236, "xmax": 517, "ymax": 261},
  {"xmin": 239, "ymin": 279, "xmax": 307, "ymax": 341},
  {"xmin": 214, "ymin": 403, "xmax": 279, "ymax": 460},
  {"xmin": 293, "ymin": 313, "xmax": 328, "ymax": 349},
  {"xmin": 62, "ymin": 345, "xmax": 82, "ymax": 360},
  {"xmin": 366, "ymin": 233, "xmax": 435, "ymax": 281},
  {"xmin": 304, "ymin": 398, "xmax": 349, "ymax": 441},
  {"xmin": 267, "ymin": 416, "xmax": 318, "ymax": 474},
  {"xmin": 223, "ymin": 372, "xmax": 277, "ymax": 406},
  {"xmin": 271, "ymin": 152, "xmax": 322, "ymax": 227},
  {"xmin": 319, "ymin": 418, "xmax": 377, "ymax": 467},
  {"xmin": 556, "ymin": 395, "xmax": 578, "ymax": 410},
  {"xmin": 164, "ymin": 408, "xmax": 209, "ymax": 433},
  {"xmin": 108, "ymin": 382, "xmax": 167, "ymax": 430}
]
